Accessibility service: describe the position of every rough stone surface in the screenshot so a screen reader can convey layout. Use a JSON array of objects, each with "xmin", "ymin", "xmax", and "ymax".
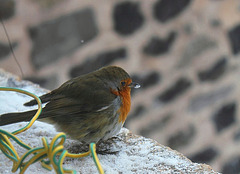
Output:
[
  {"xmin": 177, "ymin": 35, "xmax": 217, "ymax": 68},
  {"xmin": 153, "ymin": 0, "xmax": 192, "ymax": 22},
  {"xmin": 189, "ymin": 85, "xmax": 233, "ymax": 112},
  {"xmin": 131, "ymin": 71, "xmax": 160, "ymax": 90},
  {"xmin": 29, "ymin": 8, "xmax": 98, "ymax": 69},
  {"xmin": 212, "ymin": 102, "xmax": 236, "ymax": 132},
  {"xmin": 0, "ymin": 0, "xmax": 15, "ymax": 20},
  {"xmin": 140, "ymin": 115, "xmax": 172, "ymax": 137},
  {"xmin": 167, "ymin": 125, "xmax": 195, "ymax": 149},
  {"xmin": 124, "ymin": 105, "xmax": 146, "ymax": 128},
  {"xmin": 31, "ymin": 0, "xmax": 63, "ymax": 8},
  {"xmin": 143, "ymin": 32, "xmax": 177, "ymax": 56},
  {"xmin": 210, "ymin": 19, "xmax": 222, "ymax": 28},
  {"xmin": 198, "ymin": 57, "xmax": 227, "ymax": 82},
  {"xmin": 24, "ymin": 75, "xmax": 58, "ymax": 90},
  {"xmin": 0, "ymin": 69, "xmax": 218, "ymax": 174},
  {"xmin": 70, "ymin": 48, "xmax": 127, "ymax": 77},
  {"xmin": 157, "ymin": 77, "xmax": 191, "ymax": 103},
  {"xmin": 222, "ymin": 156, "xmax": 240, "ymax": 174},
  {"xmin": 126, "ymin": 105, "xmax": 146, "ymax": 120},
  {"xmin": 190, "ymin": 147, "xmax": 219, "ymax": 164},
  {"xmin": 228, "ymin": 24, "xmax": 240, "ymax": 55},
  {"xmin": 113, "ymin": 1, "xmax": 144, "ymax": 35},
  {"xmin": 234, "ymin": 128, "xmax": 240, "ymax": 141},
  {"xmin": 0, "ymin": 42, "xmax": 17, "ymax": 60}
]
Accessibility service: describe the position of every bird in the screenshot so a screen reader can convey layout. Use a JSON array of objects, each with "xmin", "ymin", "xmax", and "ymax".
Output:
[{"xmin": 0, "ymin": 66, "xmax": 140, "ymax": 144}]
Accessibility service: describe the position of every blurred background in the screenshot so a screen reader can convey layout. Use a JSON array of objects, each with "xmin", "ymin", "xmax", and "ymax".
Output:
[{"xmin": 0, "ymin": 0, "xmax": 240, "ymax": 173}]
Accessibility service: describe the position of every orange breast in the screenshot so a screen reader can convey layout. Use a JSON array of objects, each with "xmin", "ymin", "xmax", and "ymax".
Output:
[
  {"xmin": 118, "ymin": 87, "xmax": 131, "ymax": 123},
  {"xmin": 110, "ymin": 79, "xmax": 132, "ymax": 124}
]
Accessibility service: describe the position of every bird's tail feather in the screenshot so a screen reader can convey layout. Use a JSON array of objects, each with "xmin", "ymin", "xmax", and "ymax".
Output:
[
  {"xmin": 24, "ymin": 92, "xmax": 52, "ymax": 106},
  {"xmin": 0, "ymin": 110, "xmax": 38, "ymax": 126}
]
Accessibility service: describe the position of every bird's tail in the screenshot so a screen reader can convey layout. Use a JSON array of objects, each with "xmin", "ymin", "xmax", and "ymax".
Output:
[
  {"xmin": 24, "ymin": 92, "xmax": 52, "ymax": 106},
  {"xmin": 0, "ymin": 110, "xmax": 38, "ymax": 126}
]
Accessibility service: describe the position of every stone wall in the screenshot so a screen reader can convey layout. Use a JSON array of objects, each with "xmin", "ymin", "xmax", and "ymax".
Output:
[{"xmin": 0, "ymin": 0, "xmax": 240, "ymax": 173}]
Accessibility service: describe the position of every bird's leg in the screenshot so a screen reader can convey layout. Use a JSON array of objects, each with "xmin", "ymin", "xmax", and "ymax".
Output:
[{"xmin": 95, "ymin": 138, "xmax": 120, "ymax": 155}]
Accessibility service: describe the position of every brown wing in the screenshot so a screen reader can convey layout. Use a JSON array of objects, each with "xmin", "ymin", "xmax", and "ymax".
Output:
[{"xmin": 37, "ymin": 74, "xmax": 117, "ymax": 119}]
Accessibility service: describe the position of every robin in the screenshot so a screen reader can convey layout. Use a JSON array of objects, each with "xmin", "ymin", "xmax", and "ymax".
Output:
[{"xmin": 0, "ymin": 66, "xmax": 140, "ymax": 144}]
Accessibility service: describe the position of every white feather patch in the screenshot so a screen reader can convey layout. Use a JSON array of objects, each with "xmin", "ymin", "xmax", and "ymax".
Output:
[{"xmin": 96, "ymin": 105, "xmax": 111, "ymax": 112}]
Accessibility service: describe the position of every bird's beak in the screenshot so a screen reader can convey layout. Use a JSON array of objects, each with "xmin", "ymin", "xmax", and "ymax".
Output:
[{"xmin": 128, "ymin": 82, "xmax": 140, "ymax": 89}]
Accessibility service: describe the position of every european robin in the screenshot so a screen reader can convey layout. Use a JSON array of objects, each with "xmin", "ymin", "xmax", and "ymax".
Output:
[{"xmin": 0, "ymin": 66, "xmax": 140, "ymax": 144}]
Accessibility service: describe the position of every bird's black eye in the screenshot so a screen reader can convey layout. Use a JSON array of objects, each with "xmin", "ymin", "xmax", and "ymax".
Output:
[{"xmin": 121, "ymin": 81, "xmax": 126, "ymax": 86}]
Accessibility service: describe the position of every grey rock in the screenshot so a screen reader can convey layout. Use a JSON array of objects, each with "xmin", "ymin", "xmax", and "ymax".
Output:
[
  {"xmin": 140, "ymin": 114, "xmax": 172, "ymax": 137},
  {"xmin": 167, "ymin": 124, "xmax": 196, "ymax": 149},
  {"xmin": 113, "ymin": 1, "xmax": 144, "ymax": 35},
  {"xmin": 0, "ymin": 0, "xmax": 15, "ymax": 20},
  {"xmin": 0, "ymin": 42, "xmax": 18, "ymax": 60},
  {"xmin": 189, "ymin": 147, "xmax": 218, "ymax": 164},
  {"xmin": 143, "ymin": 32, "xmax": 177, "ymax": 56},
  {"xmin": 189, "ymin": 85, "xmax": 233, "ymax": 113},
  {"xmin": 177, "ymin": 35, "xmax": 217, "ymax": 68},
  {"xmin": 29, "ymin": 8, "xmax": 98, "ymax": 69},
  {"xmin": 69, "ymin": 47, "xmax": 126, "ymax": 77},
  {"xmin": 228, "ymin": 24, "xmax": 240, "ymax": 55},
  {"xmin": 24, "ymin": 75, "xmax": 58, "ymax": 90},
  {"xmin": 125, "ymin": 105, "xmax": 146, "ymax": 128},
  {"xmin": 222, "ymin": 156, "xmax": 240, "ymax": 174},
  {"xmin": 198, "ymin": 57, "xmax": 228, "ymax": 82},
  {"xmin": 153, "ymin": 0, "xmax": 192, "ymax": 23},
  {"xmin": 212, "ymin": 102, "xmax": 236, "ymax": 132},
  {"xmin": 157, "ymin": 77, "xmax": 191, "ymax": 103},
  {"xmin": 131, "ymin": 71, "xmax": 161, "ymax": 90}
]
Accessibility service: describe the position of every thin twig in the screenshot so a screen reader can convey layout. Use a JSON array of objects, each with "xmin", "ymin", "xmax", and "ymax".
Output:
[{"xmin": 0, "ymin": 17, "xmax": 24, "ymax": 77}]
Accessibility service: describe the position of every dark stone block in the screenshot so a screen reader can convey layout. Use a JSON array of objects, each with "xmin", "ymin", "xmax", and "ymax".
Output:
[
  {"xmin": 70, "ymin": 48, "xmax": 127, "ymax": 77},
  {"xmin": 234, "ymin": 128, "xmax": 240, "ymax": 141},
  {"xmin": 210, "ymin": 19, "xmax": 222, "ymax": 28},
  {"xmin": 113, "ymin": 1, "xmax": 144, "ymax": 35},
  {"xmin": 157, "ymin": 77, "xmax": 191, "ymax": 103},
  {"xmin": 24, "ymin": 75, "xmax": 58, "ymax": 90},
  {"xmin": 0, "ymin": 0, "xmax": 15, "ymax": 20},
  {"xmin": 183, "ymin": 23, "xmax": 193, "ymax": 34},
  {"xmin": 139, "ymin": 115, "xmax": 172, "ymax": 137},
  {"xmin": 128, "ymin": 105, "xmax": 145, "ymax": 119},
  {"xmin": 28, "ymin": 8, "xmax": 98, "ymax": 69},
  {"xmin": 212, "ymin": 102, "xmax": 236, "ymax": 132},
  {"xmin": 143, "ymin": 32, "xmax": 177, "ymax": 56},
  {"xmin": 124, "ymin": 105, "xmax": 146, "ymax": 128},
  {"xmin": 222, "ymin": 156, "xmax": 240, "ymax": 174},
  {"xmin": 131, "ymin": 71, "xmax": 160, "ymax": 90},
  {"xmin": 153, "ymin": 0, "xmax": 192, "ymax": 23},
  {"xmin": 198, "ymin": 57, "xmax": 227, "ymax": 82},
  {"xmin": 0, "ymin": 42, "xmax": 17, "ymax": 60},
  {"xmin": 189, "ymin": 147, "xmax": 218, "ymax": 164},
  {"xmin": 189, "ymin": 85, "xmax": 233, "ymax": 113},
  {"xmin": 31, "ymin": 0, "xmax": 60, "ymax": 8},
  {"xmin": 228, "ymin": 24, "xmax": 240, "ymax": 55},
  {"xmin": 167, "ymin": 125, "xmax": 195, "ymax": 149}
]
